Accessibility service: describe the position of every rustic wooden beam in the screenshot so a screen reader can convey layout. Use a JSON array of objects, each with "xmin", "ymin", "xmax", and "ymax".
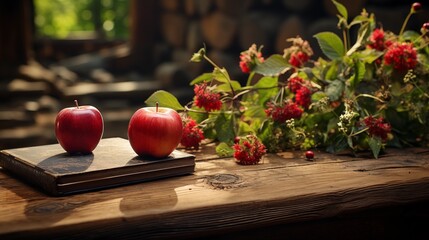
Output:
[
  {"xmin": 129, "ymin": 0, "xmax": 159, "ymax": 73},
  {"xmin": 0, "ymin": 0, "xmax": 34, "ymax": 78}
]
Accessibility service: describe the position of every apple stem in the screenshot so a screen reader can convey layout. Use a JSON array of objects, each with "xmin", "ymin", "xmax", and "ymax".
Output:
[
  {"xmin": 74, "ymin": 100, "xmax": 79, "ymax": 109},
  {"xmin": 156, "ymin": 102, "xmax": 159, "ymax": 113}
]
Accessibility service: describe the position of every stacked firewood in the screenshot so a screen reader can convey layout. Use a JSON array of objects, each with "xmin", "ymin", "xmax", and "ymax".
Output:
[{"xmin": 156, "ymin": 0, "xmax": 425, "ymax": 83}]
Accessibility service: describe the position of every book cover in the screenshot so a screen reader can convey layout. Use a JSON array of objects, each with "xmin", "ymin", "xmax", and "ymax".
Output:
[{"xmin": 0, "ymin": 138, "xmax": 195, "ymax": 196}]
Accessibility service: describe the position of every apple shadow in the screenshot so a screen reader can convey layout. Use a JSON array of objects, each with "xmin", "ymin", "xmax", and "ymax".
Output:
[
  {"xmin": 127, "ymin": 154, "xmax": 174, "ymax": 163},
  {"xmin": 119, "ymin": 181, "xmax": 179, "ymax": 216},
  {"xmin": 37, "ymin": 152, "xmax": 94, "ymax": 174},
  {"xmin": 119, "ymin": 155, "xmax": 195, "ymax": 216}
]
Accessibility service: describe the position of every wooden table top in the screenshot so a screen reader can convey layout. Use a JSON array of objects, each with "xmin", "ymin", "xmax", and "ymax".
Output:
[{"xmin": 2, "ymin": 144, "xmax": 429, "ymax": 239}]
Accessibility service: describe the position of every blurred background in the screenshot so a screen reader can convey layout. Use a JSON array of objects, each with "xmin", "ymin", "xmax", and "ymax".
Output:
[{"xmin": 0, "ymin": 0, "xmax": 427, "ymax": 149}]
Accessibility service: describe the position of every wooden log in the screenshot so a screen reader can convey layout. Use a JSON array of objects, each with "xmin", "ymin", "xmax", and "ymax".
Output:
[
  {"xmin": 154, "ymin": 62, "xmax": 190, "ymax": 89},
  {"xmin": 184, "ymin": 0, "xmax": 213, "ymax": 16},
  {"xmin": 275, "ymin": 15, "xmax": 305, "ymax": 53},
  {"xmin": 37, "ymin": 95, "xmax": 61, "ymax": 113},
  {"xmin": 214, "ymin": 0, "xmax": 253, "ymax": 16},
  {"xmin": 58, "ymin": 44, "xmax": 130, "ymax": 75},
  {"xmin": 18, "ymin": 63, "xmax": 57, "ymax": 84},
  {"xmin": 49, "ymin": 66, "xmax": 78, "ymax": 85},
  {"xmin": 6, "ymin": 79, "xmax": 49, "ymax": 96},
  {"xmin": 0, "ymin": 109, "xmax": 35, "ymax": 129},
  {"xmin": 239, "ymin": 11, "xmax": 282, "ymax": 52},
  {"xmin": 63, "ymin": 81, "xmax": 162, "ymax": 100},
  {"xmin": 161, "ymin": 13, "xmax": 188, "ymax": 48},
  {"xmin": 201, "ymin": 11, "xmax": 238, "ymax": 50},
  {"xmin": 90, "ymin": 69, "xmax": 115, "ymax": 83}
]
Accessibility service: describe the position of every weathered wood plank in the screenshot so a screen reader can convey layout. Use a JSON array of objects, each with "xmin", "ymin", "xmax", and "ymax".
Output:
[
  {"xmin": 62, "ymin": 81, "xmax": 162, "ymax": 100},
  {"xmin": 1, "ymin": 147, "xmax": 429, "ymax": 239}
]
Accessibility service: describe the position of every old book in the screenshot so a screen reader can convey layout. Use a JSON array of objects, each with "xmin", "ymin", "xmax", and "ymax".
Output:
[{"xmin": 0, "ymin": 137, "xmax": 195, "ymax": 196}]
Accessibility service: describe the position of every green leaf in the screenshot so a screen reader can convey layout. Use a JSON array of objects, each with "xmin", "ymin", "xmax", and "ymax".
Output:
[
  {"xmin": 254, "ymin": 54, "xmax": 291, "ymax": 77},
  {"xmin": 368, "ymin": 137, "xmax": 382, "ymax": 159},
  {"xmin": 215, "ymin": 113, "xmax": 235, "ymax": 143},
  {"xmin": 145, "ymin": 90, "xmax": 184, "ymax": 111},
  {"xmin": 254, "ymin": 76, "xmax": 278, "ymax": 104},
  {"xmin": 402, "ymin": 30, "xmax": 421, "ymax": 42},
  {"xmin": 325, "ymin": 80, "xmax": 345, "ymax": 101},
  {"xmin": 327, "ymin": 116, "xmax": 339, "ymax": 132},
  {"xmin": 314, "ymin": 32, "xmax": 345, "ymax": 60},
  {"xmin": 349, "ymin": 61, "xmax": 365, "ymax": 89},
  {"xmin": 190, "ymin": 73, "xmax": 213, "ymax": 85},
  {"xmin": 324, "ymin": 61, "xmax": 339, "ymax": 80},
  {"xmin": 213, "ymin": 68, "xmax": 231, "ymax": 83},
  {"xmin": 257, "ymin": 120, "xmax": 273, "ymax": 146},
  {"xmin": 311, "ymin": 91, "xmax": 328, "ymax": 102},
  {"xmin": 216, "ymin": 80, "xmax": 242, "ymax": 92},
  {"xmin": 356, "ymin": 49, "xmax": 384, "ymax": 64},
  {"xmin": 188, "ymin": 106, "xmax": 208, "ymax": 123},
  {"xmin": 215, "ymin": 142, "xmax": 234, "ymax": 157},
  {"xmin": 332, "ymin": 0, "xmax": 348, "ymax": 20},
  {"xmin": 349, "ymin": 15, "xmax": 369, "ymax": 27},
  {"xmin": 238, "ymin": 121, "xmax": 254, "ymax": 135},
  {"xmin": 243, "ymin": 105, "xmax": 267, "ymax": 119},
  {"xmin": 326, "ymin": 134, "xmax": 348, "ymax": 153}
]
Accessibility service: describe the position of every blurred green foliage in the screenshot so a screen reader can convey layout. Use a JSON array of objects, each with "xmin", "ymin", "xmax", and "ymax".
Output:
[{"xmin": 35, "ymin": 0, "xmax": 129, "ymax": 39}]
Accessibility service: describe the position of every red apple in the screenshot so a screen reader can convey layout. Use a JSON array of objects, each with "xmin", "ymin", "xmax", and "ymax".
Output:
[
  {"xmin": 128, "ymin": 103, "xmax": 182, "ymax": 158},
  {"xmin": 55, "ymin": 100, "xmax": 104, "ymax": 154}
]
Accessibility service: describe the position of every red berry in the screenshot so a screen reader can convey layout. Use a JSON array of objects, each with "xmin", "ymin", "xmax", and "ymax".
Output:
[
  {"xmin": 423, "ymin": 23, "xmax": 429, "ymax": 30},
  {"xmin": 305, "ymin": 150, "xmax": 314, "ymax": 160},
  {"xmin": 412, "ymin": 2, "xmax": 422, "ymax": 12},
  {"xmin": 234, "ymin": 136, "xmax": 240, "ymax": 144}
]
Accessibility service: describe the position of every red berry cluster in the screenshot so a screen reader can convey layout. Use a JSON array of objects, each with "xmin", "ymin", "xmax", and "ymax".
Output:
[
  {"xmin": 289, "ymin": 51, "xmax": 310, "ymax": 68},
  {"xmin": 283, "ymin": 37, "xmax": 313, "ymax": 68},
  {"xmin": 239, "ymin": 44, "xmax": 264, "ymax": 73},
  {"xmin": 363, "ymin": 116, "xmax": 391, "ymax": 141},
  {"xmin": 287, "ymin": 76, "xmax": 312, "ymax": 109},
  {"xmin": 181, "ymin": 117, "xmax": 204, "ymax": 149},
  {"xmin": 295, "ymin": 86, "xmax": 312, "ymax": 109},
  {"xmin": 233, "ymin": 135, "xmax": 266, "ymax": 165},
  {"xmin": 194, "ymin": 83, "xmax": 222, "ymax": 112},
  {"xmin": 287, "ymin": 76, "xmax": 304, "ymax": 93},
  {"xmin": 265, "ymin": 101, "xmax": 303, "ymax": 123},
  {"xmin": 367, "ymin": 29, "xmax": 392, "ymax": 51},
  {"xmin": 383, "ymin": 42, "xmax": 417, "ymax": 72}
]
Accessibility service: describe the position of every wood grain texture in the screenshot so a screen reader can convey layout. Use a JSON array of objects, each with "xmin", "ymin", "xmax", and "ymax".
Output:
[{"xmin": 1, "ymin": 147, "xmax": 429, "ymax": 239}]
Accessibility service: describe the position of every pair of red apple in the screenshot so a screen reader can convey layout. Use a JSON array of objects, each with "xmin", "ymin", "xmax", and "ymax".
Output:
[{"xmin": 55, "ymin": 101, "xmax": 182, "ymax": 158}]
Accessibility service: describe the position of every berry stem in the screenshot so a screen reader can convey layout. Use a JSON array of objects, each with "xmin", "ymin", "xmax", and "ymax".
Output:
[
  {"xmin": 400, "ymin": 11, "xmax": 413, "ymax": 36},
  {"xmin": 74, "ymin": 100, "xmax": 79, "ymax": 109},
  {"xmin": 156, "ymin": 102, "xmax": 159, "ymax": 112}
]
